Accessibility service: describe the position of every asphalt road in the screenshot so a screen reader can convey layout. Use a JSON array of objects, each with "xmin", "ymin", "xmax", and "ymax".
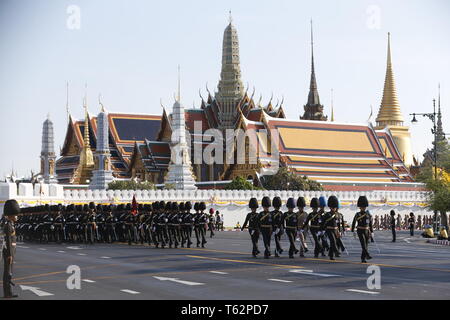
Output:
[{"xmin": 4, "ymin": 230, "xmax": 450, "ymax": 300}]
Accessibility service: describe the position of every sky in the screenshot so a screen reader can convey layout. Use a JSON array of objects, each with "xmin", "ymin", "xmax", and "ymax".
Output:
[{"xmin": 0, "ymin": 0, "xmax": 449, "ymax": 178}]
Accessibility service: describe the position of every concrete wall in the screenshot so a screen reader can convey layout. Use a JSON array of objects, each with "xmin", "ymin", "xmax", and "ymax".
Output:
[{"xmin": 0, "ymin": 182, "xmax": 432, "ymax": 227}]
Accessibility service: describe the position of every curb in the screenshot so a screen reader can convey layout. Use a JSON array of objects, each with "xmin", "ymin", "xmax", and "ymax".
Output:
[{"xmin": 427, "ymin": 239, "xmax": 450, "ymax": 246}]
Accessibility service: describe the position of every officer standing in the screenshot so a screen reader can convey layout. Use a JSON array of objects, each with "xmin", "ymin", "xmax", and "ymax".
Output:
[
  {"xmin": 284, "ymin": 198, "xmax": 299, "ymax": 259},
  {"xmin": 241, "ymin": 198, "xmax": 260, "ymax": 257},
  {"xmin": 321, "ymin": 196, "xmax": 341, "ymax": 260},
  {"xmin": 271, "ymin": 197, "xmax": 284, "ymax": 257},
  {"xmin": 408, "ymin": 212, "xmax": 415, "ymax": 236},
  {"xmin": 303, "ymin": 198, "xmax": 323, "ymax": 258},
  {"xmin": 258, "ymin": 196, "xmax": 273, "ymax": 259},
  {"xmin": 197, "ymin": 202, "xmax": 208, "ymax": 248},
  {"xmin": 390, "ymin": 210, "xmax": 396, "ymax": 242},
  {"xmin": 351, "ymin": 196, "xmax": 373, "ymax": 263},
  {"xmin": 2, "ymin": 199, "xmax": 20, "ymax": 298}
]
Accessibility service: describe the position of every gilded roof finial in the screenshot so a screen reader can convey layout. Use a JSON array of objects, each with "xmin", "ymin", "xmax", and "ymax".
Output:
[
  {"xmin": 66, "ymin": 81, "xmax": 70, "ymax": 124},
  {"xmin": 99, "ymin": 93, "xmax": 105, "ymax": 112},
  {"xmin": 229, "ymin": 10, "xmax": 232, "ymax": 24},
  {"xmin": 177, "ymin": 64, "xmax": 181, "ymax": 102},
  {"xmin": 330, "ymin": 88, "xmax": 334, "ymax": 122}
]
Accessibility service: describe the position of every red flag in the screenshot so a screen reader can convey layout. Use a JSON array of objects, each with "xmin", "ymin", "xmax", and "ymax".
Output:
[{"xmin": 131, "ymin": 195, "xmax": 138, "ymax": 215}]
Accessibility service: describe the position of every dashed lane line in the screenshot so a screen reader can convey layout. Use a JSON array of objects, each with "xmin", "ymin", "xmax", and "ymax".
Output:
[
  {"xmin": 77, "ymin": 253, "xmax": 87, "ymax": 256},
  {"xmin": 268, "ymin": 279, "xmax": 293, "ymax": 283},
  {"xmin": 121, "ymin": 289, "xmax": 140, "ymax": 295},
  {"xmin": 346, "ymin": 289, "xmax": 380, "ymax": 295},
  {"xmin": 100, "ymin": 256, "xmax": 111, "ymax": 259},
  {"xmin": 209, "ymin": 271, "xmax": 229, "ymax": 275},
  {"xmin": 82, "ymin": 279, "xmax": 96, "ymax": 283}
]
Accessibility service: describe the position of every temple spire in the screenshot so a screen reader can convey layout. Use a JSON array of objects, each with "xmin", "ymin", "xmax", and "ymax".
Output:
[
  {"xmin": 216, "ymin": 14, "xmax": 244, "ymax": 102},
  {"xmin": 300, "ymin": 20, "xmax": 327, "ymax": 121},
  {"xmin": 375, "ymin": 32, "xmax": 404, "ymax": 127}
]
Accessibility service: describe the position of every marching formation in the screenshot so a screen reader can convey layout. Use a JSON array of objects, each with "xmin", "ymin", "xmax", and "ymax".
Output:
[
  {"xmin": 3, "ymin": 201, "xmax": 222, "ymax": 249},
  {"xmin": 242, "ymin": 195, "xmax": 374, "ymax": 263}
]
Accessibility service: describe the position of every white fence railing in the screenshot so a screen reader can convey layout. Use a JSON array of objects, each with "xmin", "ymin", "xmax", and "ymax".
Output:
[{"xmin": 0, "ymin": 182, "xmax": 433, "ymax": 227}]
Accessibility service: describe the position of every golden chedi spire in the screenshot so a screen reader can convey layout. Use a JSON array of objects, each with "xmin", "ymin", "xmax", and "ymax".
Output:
[
  {"xmin": 376, "ymin": 33, "xmax": 404, "ymax": 127},
  {"xmin": 375, "ymin": 33, "xmax": 413, "ymax": 167},
  {"xmin": 73, "ymin": 94, "xmax": 95, "ymax": 184}
]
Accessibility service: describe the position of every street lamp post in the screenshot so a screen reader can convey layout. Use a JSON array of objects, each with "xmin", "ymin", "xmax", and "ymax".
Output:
[{"xmin": 410, "ymin": 99, "xmax": 439, "ymax": 233}]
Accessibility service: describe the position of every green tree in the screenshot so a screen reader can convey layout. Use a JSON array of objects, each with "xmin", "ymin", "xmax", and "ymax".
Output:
[
  {"xmin": 108, "ymin": 180, "xmax": 156, "ymax": 190},
  {"xmin": 261, "ymin": 167, "xmax": 323, "ymax": 191},
  {"xmin": 225, "ymin": 176, "xmax": 260, "ymax": 190}
]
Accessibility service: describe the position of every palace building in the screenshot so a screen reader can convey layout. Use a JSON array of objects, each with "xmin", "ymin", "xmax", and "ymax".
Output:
[{"xmin": 54, "ymin": 17, "xmax": 416, "ymax": 191}]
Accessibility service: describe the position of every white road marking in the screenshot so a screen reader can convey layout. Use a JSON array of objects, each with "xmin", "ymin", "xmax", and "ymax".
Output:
[
  {"xmin": 82, "ymin": 279, "xmax": 96, "ymax": 283},
  {"xmin": 121, "ymin": 289, "xmax": 140, "ymax": 295},
  {"xmin": 209, "ymin": 271, "xmax": 229, "ymax": 275},
  {"xmin": 57, "ymin": 251, "xmax": 66, "ymax": 253},
  {"xmin": 20, "ymin": 285, "xmax": 54, "ymax": 297},
  {"xmin": 404, "ymin": 238, "xmax": 411, "ymax": 243},
  {"xmin": 77, "ymin": 253, "xmax": 87, "ymax": 256},
  {"xmin": 66, "ymin": 246, "xmax": 83, "ymax": 250},
  {"xmin": 153, "ymin": 276, "xmax": 205, "ymax": 286},
  {"xmin": 39, "ymin": 248, "xmax": 47, "ymax": 251},
  {"xmin": 346, "ymin": 289, "xmax": 380, "ymax": 295},
  {"xmin": 17, "ymin": 246, "xmax": 29, "ymax": 249},
  {"xmin": 289, "ymin": 269, "xmax": 340, "ymax": 277},
  {"xmin": 100, "ymin": 256, "xmax": 111, "ymax": 259},
  {"xmin": 268, "ymin": 279, "xmax": 293, "ymax": 283}
]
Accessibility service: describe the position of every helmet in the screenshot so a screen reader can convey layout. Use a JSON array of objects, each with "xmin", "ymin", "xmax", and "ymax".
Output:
[
  {"xmin": 152, "ymin": 202, "xmax": 160, "ymax": 211},
  {"xmin": 172, "ymin": 202, "xmax": 179, "ymax": 211},
  {"xmin": 286, "ymin": 198, "xmax": 296, "ymax": 209},
  {"xmin": 194, "ymin": 202, "xmax": 199, "ymax": 211},
  {"xmin": 296, "ymin": 197, "xmax": 306, "ymax": 208},
  {"xmin": 185, "ymin": 202, "xmax": 192, "ymax": 211},
  {"xmin": 319, "ymin": 196, "xmax": 326, "ymax": 208},
  {"xmin": 89, "ymin": 202, "xmax": 96, "ymax": 210},
  {"xmin": 310, "ymin": 198, "xmax": 319, "ymax": 209},
  {"xmin": 357, "ymin": 196, "xmax": 369, "ymax": 208},
  {"xmin": 248, "ymin": 198, "xmax": 259, "ymax": 209},
  {"xmin": 179, "ymin": 202, "xmax": 185, "ymax": 211},
  {"xmin": 272, "ymin": 196, "xmax": 282, "ymax": 208},
  {"xmin": 262, "ymin": 196, "xmax": 271, "ymax": 208},
  {"xmin": 199, "ymin": 202, "xmax": 206, "ymax": 211},
  {"xmin": 327, "ymin": 196, "xmax": 339, "ymax": 209},
  {"xmin": 3, "ymin": 199, "xmax": 20, "ymax": 216}
]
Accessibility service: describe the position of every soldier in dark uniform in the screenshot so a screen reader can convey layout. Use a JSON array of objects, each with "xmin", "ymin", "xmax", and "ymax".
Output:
[
  {"xmin": 168, "ymin": 202, "xmax": 181, "ymax": 248},
  {"xmin": 284, "ymin": 198, "xmax": 299, "ymax": 259},
  {"xmin": 390, "ymin": 210, "xmax": 396, "ymax": 242},
  {"xmin": 271, "ymin": 197, "xmax": 284, "ymax": 257},
  {"xmin": 54, "ymin": 204, "xmax": 66, "ymax": 243},
  {"xmin": 335, "ymin": 202, "xmax": 346, "ymax": 254},
  {"xmin": 124, "ymin": 203, "xmax": 138, "ymax": 245},
  {"xmin": 181, "ymin": 202, "xmax": 193, "ymax": 248},
  {"xmin": 303, "ymin": 198, "xmax": 323, "ymax": 258},
  {"xmin": 408, "ymin": 212, "xmax": 415, "ymax": 236},
  {"xmin": 197, "ymin": 202, "xmax": 208, "ymax": 248},
  {"xmin": 296, "ymin": 197, "xmax": 309, "ymax": 257},
  {"xmin": 193, "ymin": 202, "xmax": 201, "ymax": 247},
  {"xmin": 241, "ymin": 198, "xmax": 260, "ymax": 257},
  {"xmin": 85, "ymin": 203, "xmax": 97, "ymax": 244},
  {"xmin": 42, "ymin": 205, "xmax": 54, "ymax": 243},
  {"xmin": 2, "ymin": 199, "xmax": 20, "ymax": 298},
  {"xmin": 318, "ymin": 196, "xmax": 329, "ymax": 254},
  {"xmin": 104, "ymin": 205, "xmax": 117, "ymax": 243},
  {"xmin": 208, "ymin": 208, "xmax": 215, "ymax": 238},
  {"xmin": 156, "ymin": 201, "xmax": 168, "ymax": 248},
  {"xmin": 351, "ymin": 196, "xmax": 373, "ymax": 263},
  {"xmin": 258, "ymin": 196, "xmax": 273, "ymax": 259},
  {"xmin": 321, "ymin": 196, "xmax": 341, "ymax": 260}
]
